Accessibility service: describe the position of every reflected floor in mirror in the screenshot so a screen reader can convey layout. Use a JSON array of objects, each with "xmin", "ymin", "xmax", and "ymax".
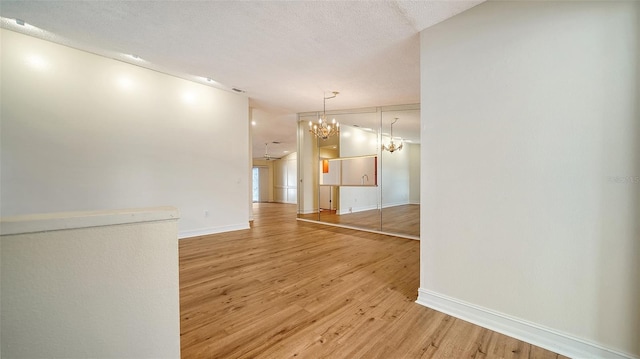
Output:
[{"xmin": 299, "ymin": 204, "xmax": 420, "ymax": 238}]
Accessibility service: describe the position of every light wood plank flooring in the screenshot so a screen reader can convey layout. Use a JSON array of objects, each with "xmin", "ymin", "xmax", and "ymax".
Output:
[
  {"xmin": 299, "ymin": 204, "xmax": 420, "ymax": 238},
  {"xmin": 180, "ymin": 203, "xmax": 567, "ymax": 358}
]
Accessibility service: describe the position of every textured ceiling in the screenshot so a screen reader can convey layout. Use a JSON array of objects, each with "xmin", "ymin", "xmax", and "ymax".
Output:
[{"xmin": 0, "ymin": 0, "xmax": 483, "ymax": 158}]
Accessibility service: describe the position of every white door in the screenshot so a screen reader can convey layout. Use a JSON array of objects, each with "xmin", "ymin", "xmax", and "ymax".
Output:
[{"xmin": 319, "ymin": 186, "xmax": 333, "ymax": 210}]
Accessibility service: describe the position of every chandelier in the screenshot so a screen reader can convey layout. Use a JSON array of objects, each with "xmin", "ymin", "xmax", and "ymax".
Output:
[
  {"xmin": 382, "ymin": 117, "xmax": 403, "ymax": 153},
  {"xmin": 309, "ymin": 91, "xmax": 340, "ymax": 140}
]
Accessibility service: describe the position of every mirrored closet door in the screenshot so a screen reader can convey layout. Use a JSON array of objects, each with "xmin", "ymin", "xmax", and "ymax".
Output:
[{"xmin": 297, "ymin": 104, "xmax": 420, "ymax": 239}]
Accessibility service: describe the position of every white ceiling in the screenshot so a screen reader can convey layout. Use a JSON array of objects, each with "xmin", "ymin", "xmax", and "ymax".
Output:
[{"xmin": 0, "ymin": 1, "xmax": 483, "ymax": 158}]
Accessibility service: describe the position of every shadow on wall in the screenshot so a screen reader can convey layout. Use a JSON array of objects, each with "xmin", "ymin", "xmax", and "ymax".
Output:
[
  {"xmin": 634, "ymin": 30, "xmax": 639, "ymax": 356},
  {"xmin": 596, "ymin": 9, "xmax": 640, "ymax": 354}
]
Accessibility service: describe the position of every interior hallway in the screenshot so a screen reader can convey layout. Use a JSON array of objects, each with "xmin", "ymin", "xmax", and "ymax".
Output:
[{"xmin": 179, "ymin": 203, "xmax": 567, "ymax": 358}]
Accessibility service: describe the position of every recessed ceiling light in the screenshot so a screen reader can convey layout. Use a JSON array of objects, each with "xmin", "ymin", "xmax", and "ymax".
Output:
[
  {"xmin": 126, "ymin": 54, "xmax": 143, "ymax": 61},
  {"xmin": 251, "ymin": 121, "xmax": 256, "ymax": 126},
  {"xmin": 26, "ymin": 55, "xmax": 48, "ymax": 70},
  {"xmin": 117, "ymin": 77, "xmax": 134, "ymax": 90},
  {"xmin": 283, "ymin": 150, "xmax": 289, "ymax": 153},
  {"xmin": 182, "ymin": 92, "xmax": 196, "ymax": 104},
  {"xmin": 199, "ymin": 77, "xmax": 222, "ymax": 86}
]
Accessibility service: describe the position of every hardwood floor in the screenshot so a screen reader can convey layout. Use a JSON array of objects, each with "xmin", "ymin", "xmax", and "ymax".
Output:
[
  {"xmin": 298, "ymin": 204, "xmax": 420, "ymax": 238},
  {"xmin": 179, "ymin": 203, "xmax": 567, "ymax": 358}
]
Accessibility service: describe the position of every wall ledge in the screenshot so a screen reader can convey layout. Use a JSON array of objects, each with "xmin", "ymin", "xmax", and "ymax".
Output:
[
  {"xmin": 416, "ymin": 288, "xmax": 638, "ymax": 359},
  {"xmin": 0, "ymin": 207, "xmax": 180, "ymax": 236}
]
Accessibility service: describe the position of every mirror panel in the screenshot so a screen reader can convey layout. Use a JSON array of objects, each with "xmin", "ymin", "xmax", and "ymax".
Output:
[
  {"xmin": 320, "ymin": 110, "xmax": 380, "ymax": 231},
  {"xmin": 320, "ymin": 156, "xmax": 377, "ymax": 186},
  {"xmin": 380, "ymin": 108, "xmax": 420, "ymax": 237},
  {"xmin": 297, "ymin": 105, "xmax": 419, "ymax": 239}
]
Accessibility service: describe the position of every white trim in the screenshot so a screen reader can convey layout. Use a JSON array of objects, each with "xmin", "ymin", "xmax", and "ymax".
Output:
[
  {"xmin": 335, "ymin": 202, "xmax": 417, "ymax": 215},
  {"xmin": 416, "ymin": 288, "xmax": 638, "ymax": 359},
  {"xmin": 337, "ymin": 204, "xmax": 378, "ymax": 215},
  {"xmin": 381, "ymin": 201, "xmax": 410, "ymax": 209},
  {"xmin": 1, "ymin": 207, "xmax": 179, "ymax": 236},
  {"xmin": 179, "ymin": 223, "xmax": 249, "ymax": 239}
]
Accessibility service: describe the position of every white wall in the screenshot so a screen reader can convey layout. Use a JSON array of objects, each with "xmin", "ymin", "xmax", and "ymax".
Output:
[
  {"xmin": 1, "ymin": 207, "xmax": 180, "ymax": 358},
  {"xmin": 320, "ymin": 159, "xmax": 341, "ymax": 186},
  {"xmin": 381, "ymin": 141, "xmax": 410, "ymax": 207},
  {"xmin": 252, "ymin": 159, "xmax": 274, "ymax": 202},
  {"xmin": 339, "ymin": 125, "xmax": 379, "ymax": 214},
  {"xmin": 297, "ymin": 117, "xmax": 319, "ymax": 214},
  {"xmin": 273, "ymin": 152, "xmax": 297, "ymax": 204},
  {"xmin": 418, "ymin": 1, "xmax": 639, "ymax": 358},
  {"xmin": 257, "ymin": 152, "xmax": 298, "ymax": 205},
  {"xmin": 339, "ymin": 124, "xmax": 379, "ymax": 158},
  {"xmin": 0, "ymin": 216, "xmax": 2, "ymax": 359},
  {"xmin": 0, "ymin": 29, "xmax": 250, "ymax": 237},
  {"xmin": 408, "ymin": 143, "xmax": 420, "ymax": 204}
]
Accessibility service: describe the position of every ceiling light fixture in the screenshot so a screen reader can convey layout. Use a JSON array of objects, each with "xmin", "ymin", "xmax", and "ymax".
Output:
[
  {"xmin": 199, "ymin": 77, "xmax": 217, "ymax": 84},
  {"xmin": 382, "ymin": 117, "xmax": 403, "ymax": 153},
  {"xmin": 263, "ymin": 142, "xmax": 272, "ymax": 161},
  {"xmin": 309, "ymin": 91, "xmax": 340, "ymax": 140}
]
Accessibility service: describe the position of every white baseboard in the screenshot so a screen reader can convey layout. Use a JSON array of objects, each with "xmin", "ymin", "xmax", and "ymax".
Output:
[
  {"xmin": 335, "ymin": 202, "xmax": 415, "ymax": 215},
  {"xmin": 296, "ymin": 217, "xmax": 419, "ymax": 241},
  {"xmin": 416, "ymin": 288, "xmax": 638, "ymax": 359},
  {"xmin": 381, "ymin": 201, "xmax": 409, "ymax": 209},
  {"xmin": 178, "ymin": 223, "xmax": 249, "ymax": 239},
  {"xmin": 337, "ymin": 204, "xmax": 379, "ymax": 215}
]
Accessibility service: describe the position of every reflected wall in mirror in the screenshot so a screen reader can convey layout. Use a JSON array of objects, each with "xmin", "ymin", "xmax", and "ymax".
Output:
[
  {"xmin": 297, "ymin": 104, "xmax": 420, "ymax": 239},
  {"xmin": 380, "ymin": 109, "xmax": 420, "ymax": 237},
  {"xmin": 321, "ymin": 156, "xmax": 377, "ymax": 186}
]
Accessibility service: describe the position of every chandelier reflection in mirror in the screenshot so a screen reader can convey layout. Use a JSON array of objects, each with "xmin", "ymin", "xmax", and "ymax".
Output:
[
  {"xmin": 309, "ymin": 91, "xmax": 340, "ymax": 140},
  {"xmin": 382, "ymin": 117, "xmax": 404, "ymax": 153}
]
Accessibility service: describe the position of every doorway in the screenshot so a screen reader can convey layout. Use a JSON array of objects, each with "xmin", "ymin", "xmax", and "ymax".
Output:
[{"xmin": 252, "ymin": 167, "xmax": 269, "ymax": 202}]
